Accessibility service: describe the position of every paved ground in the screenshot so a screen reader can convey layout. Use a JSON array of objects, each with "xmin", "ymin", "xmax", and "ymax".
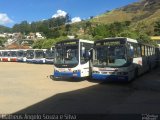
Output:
[
  {"xmin": 1, "ymin": 62, "xmax": 160, "ymax": 116},
  {"xmin": 0, "ymin": 62, "xmax": 97, "ymax": 114}
]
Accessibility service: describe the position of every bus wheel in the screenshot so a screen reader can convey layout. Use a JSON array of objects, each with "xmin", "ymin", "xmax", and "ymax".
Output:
[{"xmin": 50, "ymin": 75, "xmax": 54, "ymax": 80}]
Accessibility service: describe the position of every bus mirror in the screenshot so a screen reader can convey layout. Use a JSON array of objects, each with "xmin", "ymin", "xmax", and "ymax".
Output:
[
  {"xmin": 88, "ymin": 48, "xmax": 93, "ymax": 58},
  {"xmin": 82, "ymin": 47, "xmax": 85, "ymax": 56},
  {"xmin": 66, "ymin": 49, "xmax": 72, "ymax": 59}
]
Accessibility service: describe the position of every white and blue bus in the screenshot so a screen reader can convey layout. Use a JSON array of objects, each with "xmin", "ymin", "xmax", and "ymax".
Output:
[
  {"xmin": 26, "ymin": 49, "xmax": 46, "ymax": 64},
  {"xmin": 51, "ymin": 39, "xmax": 94, "ymax": 79},
  {"xmin": 33, "ymin": 49, "xmax": 46, "ymax": 64},
  {"xmin": 26, "ymin": 49, "xmax": 34, "ymax": 63},
  {"xmin": 45, "ymin": 49, "xmax": 54, "ymax": 64},
  {"xmin": 17, "ymin": 49, "xmax": 27, "ymax": 62},
  {"xmin": 92, "ymin": 37, "xmax": 158, "ymax": 82}
]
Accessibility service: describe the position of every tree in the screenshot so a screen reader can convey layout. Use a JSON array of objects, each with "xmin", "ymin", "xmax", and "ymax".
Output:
[
  {"xmin": 118, "ymin": 30, "xmax": 137, "ymax": 39},
  {"xmin": 136, "ymin": 32, "xmax": 151, "ymax": 43},
  {"xmin": 12, "ymin": 21, "xmax": 31, "ymax": 34},
  {"xmin": 0, "ymin": 37, "xmax": 7, "ymax": 46},
  {"xmin": 92, "ymin": 24, "xmax": 108, "ymax": 38},
  {"xmin": 154, "ymin": 21, "xmax": 160, "ymax": 35},
  {"xmin": 65, "ymin": 24, "xmax": 72, "ymax": 35},
  {"xmin": 32, "ymin": 39, "xmax": 44, "ymax": 49}
]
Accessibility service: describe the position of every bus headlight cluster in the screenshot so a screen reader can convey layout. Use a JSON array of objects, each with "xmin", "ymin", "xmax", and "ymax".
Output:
[{"xmin": 73, "ymin": 70, "xmax": 77, "ymax": 73}]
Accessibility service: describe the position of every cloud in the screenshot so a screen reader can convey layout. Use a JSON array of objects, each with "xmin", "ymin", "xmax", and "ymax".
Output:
[
  {"xmin": 71, "ymin": 17, "xmax": 81, "ymax": 23},
  {"xmin": 52, "ymin": 10, "xmax": 67, "ymax": 18},
  {"xmin": 0, "ymin": 13, "xmax": 13, "ymax": 25}
]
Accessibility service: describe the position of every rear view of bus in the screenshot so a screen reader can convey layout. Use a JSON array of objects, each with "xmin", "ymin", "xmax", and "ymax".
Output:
[
  {"xmin": 51, "ymin": 39, "xmax": 93, "ymax": 79},
  {"xmin": 92, "ymin": 37, "xmax": 157, "ymax": 82}
]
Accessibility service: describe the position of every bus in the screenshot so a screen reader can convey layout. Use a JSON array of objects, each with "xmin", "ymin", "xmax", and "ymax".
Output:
[
  {"xmin": 8, "ymin": 50, "xmax": 18, "ymax": 62},
  {"xmin": 17, "ymin": 49, "xmax": 27, "ymax": 62},
  {"xmin": 26, "ymin": 49, "xmax": 46, "ymax": 64},
  {"xmin": 45, "ymin": 49, "xmax": 54, "ymax": 64},
  {"xmin": 1, "ymin": 50, "xmax": 10, "ymax": 62},
  {"xmin": 92, "ymin": 37, "xmax": 158, "ymax": 82},
  {"xmin": 26, "ymin": 49, "xmax": 34, "ymax": 63},
  {"xmin": 50, "ymin": 39, "xmax": 94, "ymax": 79},
  {"xmin": 33, "ymin": 49, "xmax": 46, "ymax": 64}
]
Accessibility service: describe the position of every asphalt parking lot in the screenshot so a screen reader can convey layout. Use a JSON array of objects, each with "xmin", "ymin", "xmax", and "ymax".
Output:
[{"xmin": 1, "ymin": 62, "xmax": 160, "ymax": 116}]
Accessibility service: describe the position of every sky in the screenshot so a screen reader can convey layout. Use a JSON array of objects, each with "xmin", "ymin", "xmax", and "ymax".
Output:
[{"xmin": 0, "ymin": 0, "xmax": 139, "ymax": 27}]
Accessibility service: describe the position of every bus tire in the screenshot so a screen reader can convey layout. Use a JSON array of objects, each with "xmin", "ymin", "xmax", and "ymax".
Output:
[{"xmin": 50, "ymin": 75, "xmax": 54, "ymax": 80}]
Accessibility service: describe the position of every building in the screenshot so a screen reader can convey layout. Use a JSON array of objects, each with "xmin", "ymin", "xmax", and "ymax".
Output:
[
  {"xmin": 0, "ymin": 34, "xmax": 6, "ymax": 38},
  {"xmin": 151, "ymin": 36, "xmax": 160, "ymax": 46}
]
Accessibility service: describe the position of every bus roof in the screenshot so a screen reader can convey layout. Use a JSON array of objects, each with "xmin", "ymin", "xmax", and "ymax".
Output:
[
  {"xmin": 95, "ymin": 37, "xmax": 138, "ymax": 44},
  {"xmin": 55, "ymin": 39, "xmax": 94, "ymax": 45}
]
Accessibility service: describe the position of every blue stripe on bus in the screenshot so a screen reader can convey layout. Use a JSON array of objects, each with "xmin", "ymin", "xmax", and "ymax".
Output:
[
  {"xmin": 92, "ymin": 73, "xmax": 128, "ymax": 81},
  {"xmin": 26, "ymin": 59, "xmax": 44, "ymax": 64},
  {"xmin": 32, "ymin": 60, "xmax": 44, "ymax": 64},
  {"xmin": 54, "ymin": 71, "xmax": 81, "ymax": 78}
]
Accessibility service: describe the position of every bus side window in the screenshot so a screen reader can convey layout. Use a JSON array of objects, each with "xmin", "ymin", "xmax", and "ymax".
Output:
[
  {"xmin": 137, "ymin": 45, "xmax": 141, "ymax": 57},
  {"xmin": 141, "ymin": 45, "xmax": 145, "ymax": 57},
  {"xmin": 133, "ymin": 44, "xmax": 138, "ymax": 57},
  {"xmin": 129, "ymin": 44, "xmax": 134, "ymax": 58},
  {"xmin": 145, "ymin": 46, "xmax": 148, "ymax": 57}
]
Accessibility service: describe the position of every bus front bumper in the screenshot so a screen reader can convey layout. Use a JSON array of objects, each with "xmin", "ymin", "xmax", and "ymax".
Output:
[
  {"xmin": 92, "ymin": 74, "xmax": 129, "ymax": 81},
  {"xmin": 53, "ymin": 71, "xmax": 81, "ymax": 78}
]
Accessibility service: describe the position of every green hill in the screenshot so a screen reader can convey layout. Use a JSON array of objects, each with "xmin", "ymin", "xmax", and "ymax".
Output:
[
  {"xmin": 91, "ymin": 0, "xmax": 160, "ymax": 25},
  {"xmin": 0, "ymin": 25, "xmax": 11, "ymax": 33}
]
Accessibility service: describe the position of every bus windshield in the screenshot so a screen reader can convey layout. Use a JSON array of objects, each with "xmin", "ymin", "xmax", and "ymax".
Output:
[
  {"xmin": 26, "ymin": 50, "xmax": 34, "ymax": 59},
  {"xmin": 54, "ymin": 45, "xmax": 79, "ymax": 66},
  {"xmin": 93, "ymin": 45, "xmax": 127, "ymax": 68},
  {"xmin": 45, "ymin": 50, "xmax": 54, "ymax": 59},
  {"xmin": 35, "ymin": 50, "xmax": 44, "ymax": 59}
]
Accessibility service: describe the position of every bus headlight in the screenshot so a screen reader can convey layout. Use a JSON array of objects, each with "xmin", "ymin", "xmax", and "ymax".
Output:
[
  {"xmin": 73, "ymin": 70, "xmax": 77, "ymax": 73},
  {"xmin": 73, "ymin": 70, "xmax": 80, "ymax": 73}
]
